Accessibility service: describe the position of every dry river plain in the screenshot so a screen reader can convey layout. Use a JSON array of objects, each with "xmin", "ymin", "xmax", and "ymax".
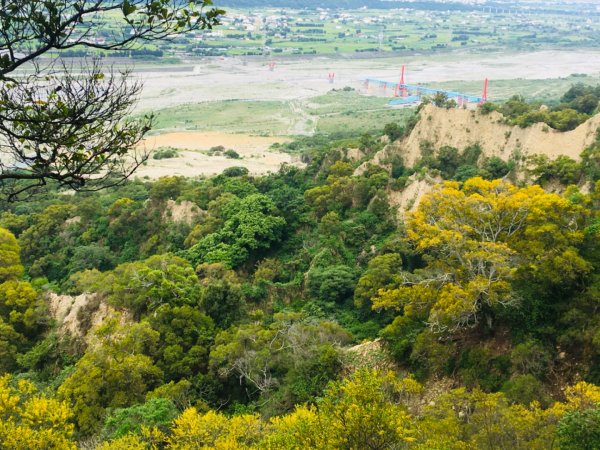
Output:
[{"xmin": 133, "ymin": 49, "xmax": 600, "ymax": 179}]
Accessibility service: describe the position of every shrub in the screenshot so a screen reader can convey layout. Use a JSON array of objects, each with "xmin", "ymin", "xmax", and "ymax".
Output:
[
  {"xmin": 102, "ymin": 398, "xmax": 178, "ymax": 439},
  {"xmin": 527, "ymin": 154, "xmax": 582, "ymax": 185},
  {"xmin": 389, "ymin": 154, "xmax": 407, "ymax": 179},
  {"xmin": 222, "ymin": 166, "xmax": 249, "ymax": 177},
  {"xmin": 557, "ymin": 406, "xmax": 600, "ymax": 450},
  {"xmin": 458, "ymin": 347, "xmax": 510, "ymax": 392},
  {"xmin": 383, "ymin": 123, "xmax": 404, "ymax": 142},
  {"xmin": 502, "ymin": 374, "xmax": 549, "ymax": 406},
  {"xmin": 153, "ymin": 147, "xmax": 179, "ymax": 159},
  {"xmin": 224, "ymin": 149, "xmax": 241, "ymax": 159},
  {"xmin": 479, "ymin": 102, "xmax": 498, "ymax": 115},
  {"xmin": 461, "ymin": 144, "xmax": 483, "ymax": 166},
  {"xmin": 453, "ymin": 164, "xmax": 480, "ymax": 182},
  {"xmin": 307, "ymin": 265, "xmax": 356, "ymax": 303},
  {"xmin": 510, "ymin": 339, "xmax": 552, "ymax": 378},
  {"xmin": 483, "ymin": 156, "xmax": 512, "ymax": 179},
  {"xmin": 434, "ymin": 145, "xmax": 460, "ymax": 178}
]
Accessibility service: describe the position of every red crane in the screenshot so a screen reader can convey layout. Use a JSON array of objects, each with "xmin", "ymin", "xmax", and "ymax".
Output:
[
  {"xmin": 481, "ymin": 78, "xmax": 488, "ymax": 104},
  {"xmin": 395, "ymin": 65, "xmax": 407, "ymax": 97}
]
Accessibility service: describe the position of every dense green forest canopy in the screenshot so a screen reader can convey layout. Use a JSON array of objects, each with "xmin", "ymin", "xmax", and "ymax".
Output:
[{"xmin": 2, "ymin": 85, "xmax": 600, "ymax": 447}]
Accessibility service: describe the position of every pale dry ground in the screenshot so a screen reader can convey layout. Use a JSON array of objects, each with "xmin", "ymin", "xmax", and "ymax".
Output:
[
  {"xmin": 162, "ymin": 199, "xmax": 202, "ymax": 225},
  {"xmin": 134, "ymin": 50, "xmax": 600, "ymax": 112},
  {"xmin": 135, "ymin": 131, "xmax": 297, "ymax": 179},
  {"xmin": 387, "ymin": 173, "xmax": 444, "ymax": 219}
]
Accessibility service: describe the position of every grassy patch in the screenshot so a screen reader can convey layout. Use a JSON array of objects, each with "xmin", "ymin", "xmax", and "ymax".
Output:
[
  {"xmin": 306, "ymin": 89, "xmax": 415, "ymax": 135},
  {"xmin": 152, "ymin": 100, "xmax": 295, "ymax": 135},
  {"xmin": 150, "ymin": 90, "xmax": 416, "ymax": 138}
]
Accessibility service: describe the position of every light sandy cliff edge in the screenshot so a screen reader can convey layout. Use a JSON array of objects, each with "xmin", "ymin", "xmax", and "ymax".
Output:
[
  {"xmin": 362, "ymin": 104, "xmax": 600, "ymax": 218},
  {"xmin": 398, "ymin": 103, "xmax": 600, "ymax": 167}
]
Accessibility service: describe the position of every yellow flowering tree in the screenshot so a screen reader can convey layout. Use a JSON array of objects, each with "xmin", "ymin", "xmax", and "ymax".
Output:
[
  {"xmin": 374, "ymin": 178, "xmax": 588, "ymax": 332},
  {"xmin": 0, "ymin": 375, "xmax": 75, "ymax": 449},
  {"xmin": 167, "ymin": 408, "xmax": 263, "ymax": 450},
  {"xmin": 0, "ymin": 228, "xmax": 23, "ymax": 282},
  {"xmin": 0, "ymin": 227, "xmax": 46, "ymax": 372},
  {"xmin": 313, "ymin": 369, "xmax": 419, "ymax": 449}
]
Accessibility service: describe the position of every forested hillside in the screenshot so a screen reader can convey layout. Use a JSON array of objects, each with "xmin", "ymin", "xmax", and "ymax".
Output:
[{"xmin": 2, "ymin": 93, "xmax": 600, "ymax": 448}]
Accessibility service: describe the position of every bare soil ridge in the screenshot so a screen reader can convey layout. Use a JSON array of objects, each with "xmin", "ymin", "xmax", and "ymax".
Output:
[
  {"xmin": 371, "ymin": 105, "xmax": 600, "ymax": 219},
  {"xmin": 399, "ymin": 104, "xmax": 600, "ymax": 167}
]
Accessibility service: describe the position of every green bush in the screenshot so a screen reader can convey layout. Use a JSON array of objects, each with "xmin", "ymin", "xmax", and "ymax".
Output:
[
  {"xmin": 458, "ymin": 347, "xmax": 510, "ymax": 392},
  {"xmin": 557, "ymin": 406, "xmax": 600, "ymax": 450},
  {"xmin": 380, "ymin": 316, "xmax": 426, "ymax": 369},
  {"xmin": 479, "ymin": 102, "xmax": 498, "ymax": 115},
  {"xmin": 383, "ymin": 122, "xmax": 404, "ymax": 142},
  {"xmin": 222, "ymin": 166, "xmax": 249, "ymax": 177},
  {"xmin": 102, "ymin": 398, "xmax": 178, "ymax": 439},
  {"xmin": 453, "ymin": 164, "xmax": 480, "ymax": 181},
  {"xmin": 389, "ymin": 154, "xmax": 407, "ymax": 179},
  {"xmin": 527, "ymin": 154, "xmax": 582, "ymax": 185},
  {"xmin": 461, "ymin": 144, "xmax": 483, "ymax": 166},
  {"xmin": 307, "ymin": 265, "xmax": 356, "ymax": 303},
  {"xmin": 502, "ymin": 374, "xmax": 549, "ymax": 406},
  {"xmin": 224, "ymin": 149, "xmax": 241, "ymax": 159},
  {"xmin": 153, "ymin": 147, "xmax": 179, "ymax": 160},
  {"xmin": 483, "ymin": 156, "xmax": 512, "ymax": 179},
  {"xmin": 510, "ymin": 339, "xmax": 552, "ymax": 378}
]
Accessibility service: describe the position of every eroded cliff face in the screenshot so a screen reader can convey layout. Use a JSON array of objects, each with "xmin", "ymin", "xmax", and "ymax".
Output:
[
  {"xmin": 360, "ymin": 104, "xmax": 600, "ymax": 218},
  {"xmin": 47, "ymin": 292, "xmax": 123, "ymax": 343},
  {"xmin": 399, "ymin": 104, "xmax": 600, "ymax": 167},
  {"xmin": 387, "ymin": 173, "xmax": 443, "ymax": 219}
]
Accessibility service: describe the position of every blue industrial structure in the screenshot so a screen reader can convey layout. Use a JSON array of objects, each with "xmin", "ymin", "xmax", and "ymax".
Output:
[
  {"xmin": 364, "ymin": 78, "xmax": 484, "ymax": 105},
  {"xmin": 362, "ymin": 67, "xmax": 488, "ymax": 107}
]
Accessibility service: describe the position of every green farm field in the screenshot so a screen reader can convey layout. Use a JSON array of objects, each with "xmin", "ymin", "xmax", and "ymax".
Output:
[{"xmin": 434, "ymin": 74, "xmax": 600, "ymax": 104}]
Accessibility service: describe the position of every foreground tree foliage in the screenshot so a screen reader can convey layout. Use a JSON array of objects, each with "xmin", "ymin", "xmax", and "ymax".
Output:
[
  {"xmin": 0, "ymin": 227, "xmax": 46, "ymax": 372},
  {"xmin": 0, "ymin": 375, "xmax": 75, "ymax": 449},
  {"xmin": 0, "ymin": 0, "xmax": 224, "ymax": 200},
  {"xmin": 58, "ymin": 318, "xmax": 164, "ymax": 434},
  {"xmin": 0, "ymin": 227, "xmax": 23, "ymax": 281},
  {"xmin": 35, "ymin": 370, "xmax": 600, "ymax": 449}
]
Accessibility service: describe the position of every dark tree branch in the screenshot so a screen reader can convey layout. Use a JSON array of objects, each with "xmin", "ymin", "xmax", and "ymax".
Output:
[
  {"xmin": 0, "ymin": 0, "xmax": 224, "ymax": 77},
  {"xmin": 0, "ymin": 0, "xmax": 225, "ymax": 201},
  {"xmin": 0, "ymin": 59, "xmax": 152, "ymax": 200}
]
